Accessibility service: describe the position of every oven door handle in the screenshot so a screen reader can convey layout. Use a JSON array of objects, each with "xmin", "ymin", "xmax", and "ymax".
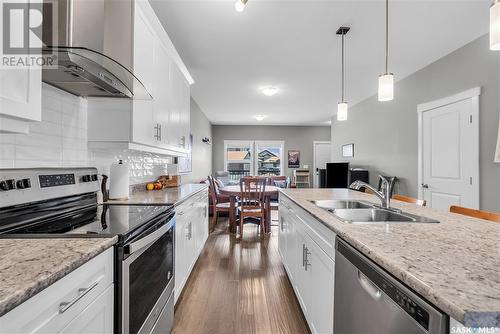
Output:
[{"xmin": 127, "ymin": 219, "xmax": 174, "ymax": 254}]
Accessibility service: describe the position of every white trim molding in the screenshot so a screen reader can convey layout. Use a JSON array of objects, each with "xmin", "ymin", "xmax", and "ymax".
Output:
[
  {"xmin": 417, "ymin": 87, "xmax": 480, "ymax": 208},
  {"xmin": 417, "ymin": 87, "xmax": 481, "ymax": 114},
  {"xmin": 313, "ymin": 141, "xmax": 331, "ymax": 188}
]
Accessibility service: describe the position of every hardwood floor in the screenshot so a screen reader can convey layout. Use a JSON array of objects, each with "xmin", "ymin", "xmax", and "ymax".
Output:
[{"xmin": 172, "ymin": 219, "xmax": 310, "ymax": 334}]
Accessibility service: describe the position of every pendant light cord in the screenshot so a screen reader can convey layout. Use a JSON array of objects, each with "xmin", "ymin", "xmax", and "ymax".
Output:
[
  {"xmin": 341, "ymin": 32, "xmax": 345, "ymax": 102},
  {"xmin": 385, "ymin": 0, "xmax": 389, "ymax": 74}
]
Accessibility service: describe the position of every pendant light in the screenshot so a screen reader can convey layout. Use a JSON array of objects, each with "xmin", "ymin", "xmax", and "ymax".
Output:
[
  {"xmin": 235, "ymin": 0, "xmax": 248, "ymax": 12},
  {"xmin": 337, "ymin": 27, "xmax": 350, "ymax": 121},
  {"xmin": 491, "ymin": 0, "xmax": 500, "ymax": 50},
  {"xmin": 378, "ymin": 0, "xmax": 394, "ymax": 102}
]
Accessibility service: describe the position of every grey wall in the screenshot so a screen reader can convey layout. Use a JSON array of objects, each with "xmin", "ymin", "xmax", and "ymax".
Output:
[
  {"xmin": 212, "ymin": 125, "xmax": 331, "ymax": 179},
  {"xmin": 181, "ymin": 98, "xmax": 213, "ymax": 183},
  {"xmin": 331, "ymin": 34, "xmax": 500, "ymax": 212}
]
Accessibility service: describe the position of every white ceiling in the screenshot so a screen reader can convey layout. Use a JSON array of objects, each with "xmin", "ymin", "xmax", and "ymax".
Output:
[{"xmin": 149, "ymin": 0, "xmax": 490, "ymax": 126}]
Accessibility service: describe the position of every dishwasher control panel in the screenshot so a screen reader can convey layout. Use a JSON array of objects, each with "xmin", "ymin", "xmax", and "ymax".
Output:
[{"xmin": 380, "ymin": 278, "xmax": 430, "ymax": 330}]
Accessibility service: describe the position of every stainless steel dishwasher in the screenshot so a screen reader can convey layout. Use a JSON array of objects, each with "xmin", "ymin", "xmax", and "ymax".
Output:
[{"xmin": 334, "ymin": 238, "xmax": 448, "ymax": 334}]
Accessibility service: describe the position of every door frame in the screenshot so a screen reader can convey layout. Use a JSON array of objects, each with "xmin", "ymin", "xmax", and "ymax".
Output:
[
  {"xmin": 313, "ymin": 141, "xmax": 331, "ymax": 188},
  {"xmin": 417, "ymin": 87, "xmax": 480, "ymax": 206}
]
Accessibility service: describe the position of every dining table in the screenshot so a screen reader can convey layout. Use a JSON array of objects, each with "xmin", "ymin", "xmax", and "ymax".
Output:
[{"xmin": 219, "ymin": 185, "xmax": 280, "ymax": 234}]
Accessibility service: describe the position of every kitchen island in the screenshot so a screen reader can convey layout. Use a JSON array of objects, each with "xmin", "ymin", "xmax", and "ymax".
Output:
[
  {"xmin": 0, "ymin": 237, "xmax": 117, "ymax": 317},
  {"xmin": 279, "ymin": 188, "xmax": 500, "ymax": 329}
]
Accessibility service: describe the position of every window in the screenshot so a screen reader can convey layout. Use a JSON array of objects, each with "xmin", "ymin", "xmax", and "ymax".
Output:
[
  {"xmin": 224, "ymin": 140, "xmax": 284, "ymax": 183},
  {"xmin": 255, "ymin": 141, "xmax": 283, "ymax": 176},
  {"xmin": 225, "ymin": 141, "xmax": 252, "ymax": 183}
]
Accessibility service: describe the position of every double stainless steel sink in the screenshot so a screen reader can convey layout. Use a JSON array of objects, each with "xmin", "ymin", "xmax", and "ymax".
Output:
[{"xmin": 310, "ymin": 200, "xmax": 440, "ymax": 224}]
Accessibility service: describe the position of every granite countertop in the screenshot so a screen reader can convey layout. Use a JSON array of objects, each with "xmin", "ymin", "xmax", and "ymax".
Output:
[
  {"xmin": 280, "ymin": 188, "xmax": 500, "ymax": 328},
  {"xmin": 106, "ymin": 183, "xmax": 208, "ymax": 206},
  {"xmin": 0, "ymin": 237, "xmax": 117, "ymax": 317}
]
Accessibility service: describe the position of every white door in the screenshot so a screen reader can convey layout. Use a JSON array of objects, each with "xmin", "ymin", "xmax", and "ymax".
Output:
[
  {"xmin": 313, "ymin": 141, "xmax": 331, "ymax": 188},
  {"xmin": 418, "ymin": 89, "xmax": 479, "ymax": 210}
]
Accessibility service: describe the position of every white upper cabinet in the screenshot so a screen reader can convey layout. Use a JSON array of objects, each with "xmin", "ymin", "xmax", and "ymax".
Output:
[
  {"xmin": 0, "ymin": 0, "xmax": 42, "ymax": 134},
  {"xmin": 87, "ymin": 0, "xmax": 193, "ymax": 156}
]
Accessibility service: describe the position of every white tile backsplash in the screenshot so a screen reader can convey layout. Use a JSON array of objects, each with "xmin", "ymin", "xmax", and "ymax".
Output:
[{"xmin": 0, "ymin": 84, "xmax": 174, "ymax": 185}]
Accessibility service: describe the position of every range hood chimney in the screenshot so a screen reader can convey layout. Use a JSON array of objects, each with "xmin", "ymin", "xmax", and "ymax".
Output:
[{"xmin": 42, "ymin": 0, "xmax": 152, "ymax": 99}]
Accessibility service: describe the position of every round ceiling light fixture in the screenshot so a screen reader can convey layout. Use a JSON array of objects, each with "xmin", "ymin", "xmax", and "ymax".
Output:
[
  {"xmin": 253, "ymin": 115, "xmax": 267, "ymax": 121},
  {"xmin": 261, "ymin": 86, "xmax": 279, "ymax": 97},
  {"xmin": 235, "ymin": 0, "xmax": 248, "ymax": 12}
]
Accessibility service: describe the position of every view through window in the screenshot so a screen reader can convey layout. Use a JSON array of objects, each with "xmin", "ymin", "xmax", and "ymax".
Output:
[{"xmin": 224, "ymin": 141, "xmax": 284, "ymax": 183}]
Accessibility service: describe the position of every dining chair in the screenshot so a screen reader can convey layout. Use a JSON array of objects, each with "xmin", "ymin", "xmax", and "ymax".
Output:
[
  {"xmin": 238, "ymin": 177, "xmax": 267, "ymax": 238},
  {"xmin": 268, "ymin": 176, "xmax": 289, "ymax": 212},
  {"xmin": 213, "ymin": 178, "xmax": 230, "ymax": 203},
  {"xmin": 450, "ymin": 205, "xmax": 500, "ymax": 223},
  {"xmin": 364, "ymin": 188, "xmax": 375, "ymax": 194},
  {"xmin": 392, "ymin": 194, "xmax": 426, "ymax": 207},
  {"xmin": 207, "ymin": 176, "xmax": 232, "ymax": 228}
]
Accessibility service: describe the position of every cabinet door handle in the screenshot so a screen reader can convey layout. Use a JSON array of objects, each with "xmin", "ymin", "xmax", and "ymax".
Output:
[
  {"xmin": 302, "ymin": 244, "xmax": 306, "ymax": 268},
  {"xmin": 304, "ymin": 247, "xmax": 311, "ymax": 271},
  {"xmin": 59, "ymin": 281, "xmax": 99, "ymax": 313}
]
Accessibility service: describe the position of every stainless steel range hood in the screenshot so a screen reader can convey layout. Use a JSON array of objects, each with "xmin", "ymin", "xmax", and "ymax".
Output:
[{"xmin": 42, "ymin": 0, "xmax": 152, "ymax": 99}]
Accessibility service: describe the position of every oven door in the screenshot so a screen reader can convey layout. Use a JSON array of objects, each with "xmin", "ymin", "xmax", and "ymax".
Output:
[{"xmin": 121, "ymin": 216, "xmax": 175, "ymax": 334}]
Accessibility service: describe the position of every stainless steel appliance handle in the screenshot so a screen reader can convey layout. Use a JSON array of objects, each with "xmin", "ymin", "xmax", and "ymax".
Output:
[
  {"xmin": 59, "ymin": 281, "xmax": 99, "ymax": 313},
  {"xmin": 128, "ymin": 219, "xmax": 174, "ymax": 254},
  {"xmin": 357, "ymin": 270, "xmax": 382, "ymax": 301}
]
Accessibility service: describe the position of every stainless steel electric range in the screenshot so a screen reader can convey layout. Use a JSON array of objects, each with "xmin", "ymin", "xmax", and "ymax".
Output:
[{"xmin": 0, "ymin": 167, "xmax": 175, "ymax": 334}]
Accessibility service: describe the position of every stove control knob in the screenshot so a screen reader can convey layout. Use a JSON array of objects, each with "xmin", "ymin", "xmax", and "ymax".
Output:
[
  {"xmin": 91, "ymin": 174, "xmax": 98, "ymax": 182},
  {"xmin": 0, "ymin": 179, "xmax": 15, "ymax": 191},
  {"xmin": 16, "ymin": 178, "xmax": 31, "ymax": 189},
  {"xmin": 81, "ymin": 175, "xmax": 91, "ymax": 183}
]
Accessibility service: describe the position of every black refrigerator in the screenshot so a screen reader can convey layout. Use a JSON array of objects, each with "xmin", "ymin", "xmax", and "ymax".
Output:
[{"xmin": 325, "ymin": 163, "xmax": 350, "ymax": 188}]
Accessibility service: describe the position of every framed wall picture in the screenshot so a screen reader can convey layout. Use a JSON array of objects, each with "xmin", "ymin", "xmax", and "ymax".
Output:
[
  {"xmin": 287, "ymin": 150, "xmax": 300, "ymax": 168},
  {"xmin": 342, "ymin": 144, "xmax": 354, "ymax": 158}
]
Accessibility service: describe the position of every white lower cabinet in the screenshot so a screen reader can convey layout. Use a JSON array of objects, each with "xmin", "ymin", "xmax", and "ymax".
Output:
[
  {"xmin": 0, "ymin": 248, "xmax": 114, "ymax": 334},
  {"xmin": 59, "ymin": 285, "xmax": 114, "ymax": 334},
  {"xmin": 174, "ymin": 189, "xmax": 209, "ymax": 303},
  {"xmin": 279, "ymin": 196, "xmax": 335, "ymax": 334}
]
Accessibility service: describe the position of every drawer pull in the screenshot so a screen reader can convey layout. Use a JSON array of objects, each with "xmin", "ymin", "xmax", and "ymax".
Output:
[{"xmin": 59, "ymin": 281, "xmax": 99, "ymax": 314}]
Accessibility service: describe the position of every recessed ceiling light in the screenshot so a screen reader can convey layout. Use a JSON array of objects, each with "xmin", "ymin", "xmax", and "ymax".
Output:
[
  {"xmin": 254, "ymin": 115, "xmax": 267, "ymax": 121},
  {"xmin": 261, "ymin": 86, "xmax": 279, "ymax": 97},
  {"xmin": 235, "ymin": 0, "xmax": 248, "ymax": 12}
]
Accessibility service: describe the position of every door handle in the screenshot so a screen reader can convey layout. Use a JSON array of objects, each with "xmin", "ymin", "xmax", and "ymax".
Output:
[
  {"xmin": 59, "ymin": 281, "xmax": 99, "ymax": 313},
  {"xmin": 421, "ymin": 183, "xmax": 429, "ymax": 189},
  {"xmin": 357, "ymin": 271, "xmax": 382, "ymax": 301}
]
